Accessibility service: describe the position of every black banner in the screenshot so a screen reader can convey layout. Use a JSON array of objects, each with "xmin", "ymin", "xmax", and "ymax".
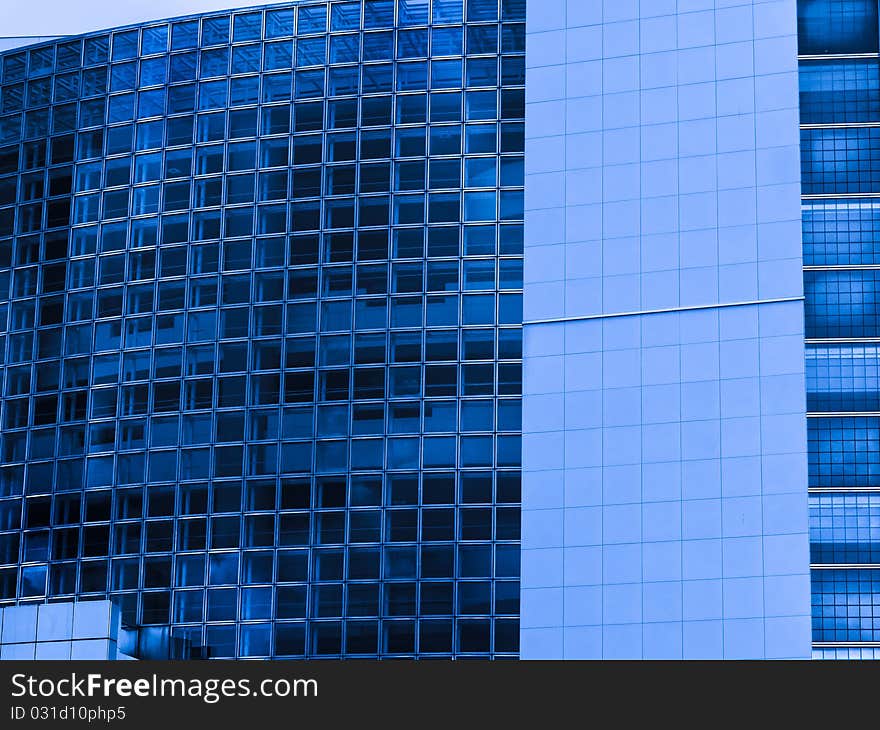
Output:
[{"xmin": 0, "ymin": 660, "xmax": 862, "ymax": 728}]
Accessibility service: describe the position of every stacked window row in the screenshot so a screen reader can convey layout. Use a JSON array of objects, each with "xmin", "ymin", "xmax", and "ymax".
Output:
[
  {"xmin": 812, "ymin": 568, "xmax": 880, "ymax": 642},
  {"xmin": 806, "ymin": 344, "xmax": 880, "ymax": 412},
  {"xmin": 186, "ymin": 615, "xmax": 521, "ymax": 657},
  {"xmin": 804, "ymin": 269, "xmax": 880, "ymax": 339},
  {"xmin": 0, "ymin": 4, "xmax": 526, "ymax": 145},
  {"xmin": 801, "ymin": 127, "xmax": 880, "ymax": 196},
  {"xmin": 810, "ymin": 492, "xmax": 880, "ymax": 563},
  {"xmin": 0, "ymin": 78, "xmax": 528, "ymax": 147},
  {"xmin": 0, "ymin": 0, "xmax": 526, "ymax": 89},
  {"xmin": 797, "ymin": 0, "xmax": 879, "ymax": 56},
  {"xmin": 802, "ymin": 200, "xmax": 880, "ymax": 266},
  {"xmin": 809, "ymin": 417, "xmax": 880, "ymax": 488},
  {"xmin": 800, "ymin": 59, "xmax": 880, "ymax": 125}
]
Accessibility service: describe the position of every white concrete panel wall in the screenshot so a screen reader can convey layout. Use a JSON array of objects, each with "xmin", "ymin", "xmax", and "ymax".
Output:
[{"xmin": 521, "ymin": 0, "xmax": 812, "ymax": 659}]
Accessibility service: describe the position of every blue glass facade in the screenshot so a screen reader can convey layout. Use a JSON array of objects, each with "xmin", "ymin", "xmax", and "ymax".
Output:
[
  {"xmin": 0, "ymin": 0, "xmax": 525, "ymax": 659},
  {"xmin": 799, "ymin": 0, "xmax": 880, "ymax": 655}
]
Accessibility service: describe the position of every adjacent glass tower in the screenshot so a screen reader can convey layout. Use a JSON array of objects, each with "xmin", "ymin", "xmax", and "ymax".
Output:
[
  {"xmin": 799, "ymin": 0, "xmax": 880, "ymax": 658},
  {"xmin": 0, "ymin": 0, "xmax": 525, "ymax": 659}
]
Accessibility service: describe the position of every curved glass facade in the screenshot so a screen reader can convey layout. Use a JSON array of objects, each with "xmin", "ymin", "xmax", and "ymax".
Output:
[{"xmin": 0, "ymin": 0, "xmax": 525, "ymax": 659}]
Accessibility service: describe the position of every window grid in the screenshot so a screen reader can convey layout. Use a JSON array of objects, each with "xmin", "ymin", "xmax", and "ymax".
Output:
[
  {"xmin": 799, "ymin": 59, "xmax": 880, "ymax": 125},
  {"xmin": 810, "ymin": 492, "xmax": 880, "ymax": 563},
  {"xmin": 801, "ymin": 127, "xmax": 880, "ymax": 196},
  {"xmin": 0, "ymin": 0, "xmax": 526, "ymax": 660},
  {"xmin": 806, "ymin": 343, "xmax": 880, "ymax": 412},
  {"xmin": 812, "ymin": 568, "xmax": 880, "ymax": 642},
  {"xmin": 809, "ymin": 417, "xmax": 880, "ymax": 488},
  {"xmin": 804, "ymin": 269, "xmax": 880, "ymax": 339},
  {"xmin": 798, "ymin": 0, "xmax": 880, "ymax": 56},
  {"xmin": 802, "ymin": 199, "xmax": 880, "ymax": 266}
]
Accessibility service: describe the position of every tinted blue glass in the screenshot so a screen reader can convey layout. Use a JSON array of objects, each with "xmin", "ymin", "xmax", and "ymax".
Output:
[
  {"xmin": 812, "ymin": 569, "xmax": 880, "ymax": 641},
  {"xmin": 201, "ymin": 16, "xmax": 230, "ymax": 47},
  {"xmin": 800, "ymin": 60, "xmax": 880, "ymax": 124},
  {"xmin": 434, "ymin": 0, "xmax": 464, "ymax": 24},
  {"xmin": 807, "ymin": 344, "xmax": 880, "ymax": 411},
  {"xmin": 798, "ymin": 0, "xmax": 879, "ymax": 54},
  {"xmin": 801, "ymin": 2, "xmax": 880, "ymax": 652},
  {"xmin": 298, "ymin": 5, "xmax": 328, "ymax": 34},
  {"xmin": 142, "ymin": 26, "xmax": 168, "ymax": 57},
  {"xmin": 803, "ymin": 200, "xmax": 880, "ymax": 266},
  {"xmin": 810, "ymin": 493, "xmax": 880, "ymax": 563},
  {"xmin": 801, "ymin": 127, "xmax": 880, "ymax": 195},
  {"xmin": 0, "ymin": 0, "xmax": 523, "ymax": 660},
  {"xmin": 804, "ymin": 269, "xmax": 880, "ymax": 338},
  {"xmin": 809, "ymin": 417, "xmax": 880, "ymax": 488},
  {"xmin": 266, "ymin": 8, "xmax": 295, "ymax": 38}
]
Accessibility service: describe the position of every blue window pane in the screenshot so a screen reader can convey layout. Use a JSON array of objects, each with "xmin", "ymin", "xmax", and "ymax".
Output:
[
  {"xmin": 83, "ymin": 36, "xmax": 109, "ymax": 65},
  {"xmin": 399, "ymin": 0, "xmax": 430, "ymax": 26},
  {"xmin": 202, "ymin": 15, "xmax": 230, "ymax": 46},
  {"xmin": 297, "ymin": 37, "xmax": 327, "ymax": 67},
  {"xmin": 363, "ymin": 32, "xmax": 394, "ymax": 61},
  {"xmin": 332, "ymin": 2, "xmax": 362, "ymax": 31},
  {"xmin": 433, "ymin": 27, "xmax": 464, "ymax": 56},
  {"xmin": 433, "ymin": 0, "xmax": 464, "ymax": 24},
  {"xmin": 266, "ymin": 8, "xmax": 295, "ymax": 38},
  {"xmin": 364, "ymin": 1, "xmax": 395, "ymax": 29},
  {"xmin": 233, "ymin": 13, "xmax": 263, "ymax": 43},
  {"xmin": 171, "ymin": 21, "xmax": 198, "ymax": 50},
  {"xmin": 467, "ymin": 0, "xmax": 498, "ymax": 21},
  {"xmin": 111, "ymin": 30, "xmax": 139, "ymax": 62},
  {"xmin": 298, "ymin": 4, "xmax": 329, "ymax": 34},
  {"xmin": 141, "ymin": 26, "xmax": 168, "ymax": 56}
]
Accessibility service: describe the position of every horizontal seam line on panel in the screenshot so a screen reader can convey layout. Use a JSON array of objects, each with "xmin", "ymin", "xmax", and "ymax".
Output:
[
  {"xmin": 523, "ymin": 297, "xmax": 804, "ymax": 326},
  {"xmin": 812, "ymin": 564, "xmax": 880, "ymax": 569}
]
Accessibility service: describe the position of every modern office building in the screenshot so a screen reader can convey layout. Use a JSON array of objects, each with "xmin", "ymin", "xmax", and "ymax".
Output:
[
  {"xmin": 0, "ymin": 0, "xmax": 525, "ymax": 659},
  {"xmin": 0, "ymin": 0, "xmax": 877, "ymax": 662}
]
